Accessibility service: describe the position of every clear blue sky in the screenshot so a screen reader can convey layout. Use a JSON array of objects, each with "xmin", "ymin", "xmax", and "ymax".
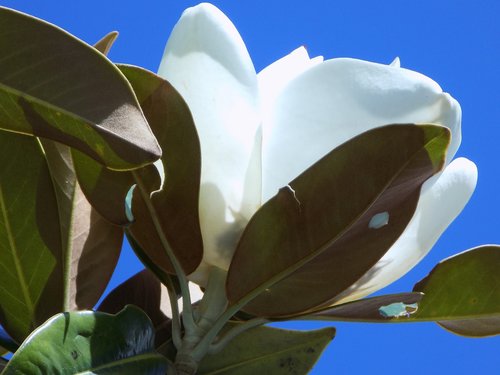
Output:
[{"xmin": 2, "ymin": 0, "xmax": 499, "ymax": 373}]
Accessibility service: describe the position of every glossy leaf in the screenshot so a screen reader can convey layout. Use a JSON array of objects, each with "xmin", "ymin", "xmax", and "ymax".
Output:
[
  {"xmin": 41, "ymin": 141, "xmax": 123, "ymax": 310},
  {"xmin": 413, "ymin": 245, "xmax": 500, "ymax": 336},
  {"xmin": 0, "ymin": 7, "xmax": 160, "ymax": 170},
  {"xmin": 98, "ymin": 269, "xmax": 172, "ymax": 346},
  {"xmin": 197, "ymin": 326, "xmax": 335, "ymax": 375},
  {"xmin": 3, "ymin": 306, "xmax": 168, "ymax": 374},
  {"xmin": 227, "ymin": 124, "xmax": 449, "ymax": 317},
  {"xmin": 94, "ymin": 31, "xmax": 119, "ymax": 55},
  {"xmin": 0, "ymin": 130, "xmax": 63, "ymax": 342},
  {"xmin": 74, "ymin": 65, "xmax": 203, "ymax": 274}
]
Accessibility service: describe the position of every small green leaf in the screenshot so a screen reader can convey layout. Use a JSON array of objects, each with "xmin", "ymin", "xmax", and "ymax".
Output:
[
  {"xmin": 0, "ymin": 7, "xmax": 160, "ymax": 170},
  {"xmin": 412, "ymin": 245, "xmax": 500, "ymax": 336},
  {"xmin": 197, "ymin": 326, "xmax": 335, "ymax": 375},
  {"xmin": 3, "ymin": 306, "xmax": 168, "ymax": 375},
  {"xmin": 227, "ymin": 124, "xmax": 450, "ymax": 317}
]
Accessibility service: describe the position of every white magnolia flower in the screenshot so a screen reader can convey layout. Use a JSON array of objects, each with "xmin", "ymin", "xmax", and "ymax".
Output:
[{"xmin": 158, "ymin": 3, "xmax": 477, "ymax": 303}]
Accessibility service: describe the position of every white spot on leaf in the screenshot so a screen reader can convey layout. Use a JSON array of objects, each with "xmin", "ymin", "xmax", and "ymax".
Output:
[
  {"xmin": 379, "ymin": 302, "xmax": 418, "ymax": 318},
  {"xmin": 369, "ymin": 211, "xmax": 389, "ymax": 229}
]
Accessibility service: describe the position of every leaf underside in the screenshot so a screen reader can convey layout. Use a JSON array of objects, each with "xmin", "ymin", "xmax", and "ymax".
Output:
[
  {"xmin": 227, "ymin": 124, "xmax": 449, "ymax": 317},
  {"xmin": 0, "ymin": 7, "xmax": 160, "ymax": 170}
]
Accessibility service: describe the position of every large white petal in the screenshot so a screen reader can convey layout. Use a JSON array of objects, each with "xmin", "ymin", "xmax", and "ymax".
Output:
[
  {"xmin": 158, "ymin": 3, "xmax": 261, "ymax": 279},
  {"xmin": 258, "ymin": 46, "xmax": 323, "ymax": 125},
  {"xmin": 261, "ymin": 58, "xmax": 461, "ymax": 201},
  {"xmin": 332, "ymin": 157, "xmax": 478, "ymax": 304}
]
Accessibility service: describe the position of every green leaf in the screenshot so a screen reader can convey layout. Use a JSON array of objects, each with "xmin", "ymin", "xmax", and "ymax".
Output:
[
  {"xmin": 197, "ymin": 326, "xmax": 335, "ymax": 375},
  {"xmin": 0, "ymin": 130, "xmax": 63, "ymax": 342},
  {"xmin": 0, "ymin": 7, "xmax": 160, "ymax": 170},
  {"xmin": 94, "ymin": 31, "xmax": 119, "ymax": 55},
  {"xmin": 41, "ymin": 140, "xmax": 123, "ymax": 311},
  {"xmin": 74, "ymin": 65, "xmax": 203, "ymax": 275},
  {"xmin": 227, "ymin": 124, "xmax": 450, "ymax": 317},
  {"xmin": 0, "ymin": 131, "xmax": 123, "ymax": 342},
  {"xmin": 3, "ymin": 306, "xmax": 168, "ymax": 374},
  {"xmin": 98, "ymin": 269, "xmax": 172, "ymax": 346},
  {"xmin": 412, "ymin": 245, "xmax": 500, "ymax": 336},
  {"xmin": 313, "ymin": 246, "xmax": 500, "ymax": 337}
]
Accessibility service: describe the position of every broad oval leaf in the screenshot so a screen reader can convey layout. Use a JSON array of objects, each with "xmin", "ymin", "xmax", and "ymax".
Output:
[
  {"xmin": 0, "ymin": 7, "xmax": 160, "ymax": 170},
  {"xmin": 412, "ymin": 245, "xmax": 500, "ymax": 337},
  {"xmin": 227, "ymin": 124, "xmax": 450, "ymax": 317},
  {"xmin": 3, "ymin": 306, "xmax": 168, "ymax": 374},
  {"xmin": 0, "ymin": 130, "xmax": 63, "ymax": 342},
  {"xmin": 197, "ymin": 325, "xmax": 335, "ymax": 375},
  {"xmin": 74, "ymin": 65, "xmax": 203, "ymax": 275}
]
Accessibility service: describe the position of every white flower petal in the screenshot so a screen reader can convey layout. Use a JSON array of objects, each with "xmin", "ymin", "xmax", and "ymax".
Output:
[
  {"xmin": 158, "ymin": 3, "xmax": 261, "ymax": 274},
  {"xmin": 261, "ymin": 58, "xmax": 461, "ymax": 201},
  {"xmin": 333, "ymin": 157, "xmax": 478, "ymax": 304},
  {"xmin": 258, "ymin": 46, "xmax": 323, "ymax": 123},
  {"xmin": 160, "ymin": 282, "xmax": 204, "ymax": 318}
]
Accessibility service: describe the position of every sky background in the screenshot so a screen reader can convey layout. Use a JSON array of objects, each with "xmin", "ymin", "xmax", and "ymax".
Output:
[{"xmin": 2, "ymin": 0, "xmax": 499, "ymax": 373}]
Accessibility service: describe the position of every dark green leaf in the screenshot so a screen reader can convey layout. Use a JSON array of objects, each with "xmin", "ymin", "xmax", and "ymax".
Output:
[
  {"xmin": 198, "ymin": 326, "xmax": 335, "ymax": 375},
  {"xmin": 98, "ymin": 269, "xmax": 172, "ymax": 346},
  {"xmin": 227, "ymin": 124, "xmax": 449, "ymax": 317},
  {"xmin": 74, "ymin": 65, "xmax": 203, "ymax": 275},
  {"xmin": 412, "ymin": 245, "xmax": 500, "ymax": 336},
  {"xmin": 0, "ymin": 130, "xmax": 122, "ymax": 342},
  {"xmin": 94, "ymin": 31, "xmax": 119, "ymax": 55},
  {"xmin": 0, "ymin": 130, "xmax": 63, "ymax": 342},
  {"xmin": 3, "ymin": 306, "xmax": 168, "ymax": 374},
  {"xmin": 0, "ymin": 7, "xmax": 160, "ymax": 170}
]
